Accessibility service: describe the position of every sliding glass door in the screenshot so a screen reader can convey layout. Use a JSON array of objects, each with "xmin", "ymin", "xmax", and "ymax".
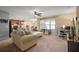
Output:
[{"xmin": 40, "ymin": 19, "xmax": 55, "ymax": 34}]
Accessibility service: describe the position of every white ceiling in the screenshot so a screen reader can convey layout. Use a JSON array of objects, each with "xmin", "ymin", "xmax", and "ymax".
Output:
[{"xmin": 0, "ymin": 6, "xmax": 76, "ymax": 21}]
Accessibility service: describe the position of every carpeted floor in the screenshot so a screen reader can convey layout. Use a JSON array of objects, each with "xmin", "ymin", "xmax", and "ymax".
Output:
[{"xmin": 0, "ymin": 33, "xmax": 67, "ymax": 52}]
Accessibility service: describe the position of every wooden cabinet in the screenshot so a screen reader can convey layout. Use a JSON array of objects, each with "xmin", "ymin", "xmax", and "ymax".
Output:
[
  {"xmin": 68, "ymin": 41, "xmax": 79, "ymax": 52},
  {"xmin": 9, "ymin": 19, "xmax": 24, "ymax": 37},
  {"xmin": 10, "ymin": 19, "xmax": 24, "ymax": 25}
]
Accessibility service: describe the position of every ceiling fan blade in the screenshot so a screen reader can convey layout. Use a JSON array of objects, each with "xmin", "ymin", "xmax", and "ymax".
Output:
[{"xmin": 34, "ymin": 11, "xmax": 42, "ymax": 17}]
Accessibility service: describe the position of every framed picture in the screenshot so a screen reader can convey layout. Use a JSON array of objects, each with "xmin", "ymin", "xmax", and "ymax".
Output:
[{"xmin": 0, "ymin": 19, "xmax": 8, "ymax": 23}]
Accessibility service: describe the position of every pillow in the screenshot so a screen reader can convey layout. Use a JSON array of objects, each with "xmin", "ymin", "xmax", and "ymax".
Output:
[
  {"xmin": 23, "ymin": 29, "xmax": 31, "ymax": 35},
  {"xmin": 17, "ymin": 30, "xmax": 25, "ymax": 36}
]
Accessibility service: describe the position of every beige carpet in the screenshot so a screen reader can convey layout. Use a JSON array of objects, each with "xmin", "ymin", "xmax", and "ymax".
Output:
[{"xmin": 0, "ymin": 33, "xmax": 67, "ymax": 52}]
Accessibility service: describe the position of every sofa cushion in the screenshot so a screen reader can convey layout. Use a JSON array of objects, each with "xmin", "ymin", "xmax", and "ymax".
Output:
[{"xmin": 21, "ymin": 34, "xmax": 37, "ymax": 44}]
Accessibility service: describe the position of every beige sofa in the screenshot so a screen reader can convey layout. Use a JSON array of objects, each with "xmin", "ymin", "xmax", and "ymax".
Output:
[
  {"xmin": 31, "ymin": 31, "xmax": 43, "ymax": 37},
  {"xmin": 11, "ymin": 31, "xmax": 43, "ymax": 51}
]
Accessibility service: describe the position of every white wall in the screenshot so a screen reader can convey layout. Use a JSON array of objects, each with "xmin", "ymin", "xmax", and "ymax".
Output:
[
  {"xmin": 0, "ymin": 10, "xmax": 9, "ymax": 40},
  {"xmin": 0, "ymin": 10, "xmax": 9, "ymax": 19},
  {"xmin": 55, "ymin": 12, "xmax": 76, "ymax": 36}
]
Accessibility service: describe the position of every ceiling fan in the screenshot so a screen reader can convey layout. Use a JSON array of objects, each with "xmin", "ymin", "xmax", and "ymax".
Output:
[{"xmin": 34, "ymin": 11, "xmax": 43, "ymax": 17}]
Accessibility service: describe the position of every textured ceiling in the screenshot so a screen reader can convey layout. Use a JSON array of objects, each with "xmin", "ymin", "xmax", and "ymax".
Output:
[{"xmin": 0, "ymin": 6, "xmax": 76, "ymax": 20}]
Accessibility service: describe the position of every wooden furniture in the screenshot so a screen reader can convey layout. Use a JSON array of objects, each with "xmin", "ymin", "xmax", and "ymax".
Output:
[
  {"xmin": 9, "ymin": 19, "xmax": 24, "ymax": 37},
  {"xmin": 68, "ymin": 40, "xmax": 79, "ymax": 52},
  {"xmin": 10, "ymin": 19, "xmax": 24, "ymax": 25}
]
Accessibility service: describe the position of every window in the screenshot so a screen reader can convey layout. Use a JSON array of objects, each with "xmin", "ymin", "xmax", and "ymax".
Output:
[{"xmin": 40, "ymin": 19, "xmax": 55, "ymax": 30}]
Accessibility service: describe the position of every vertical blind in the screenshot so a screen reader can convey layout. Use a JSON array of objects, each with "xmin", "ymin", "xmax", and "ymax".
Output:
[{"xmin": 40, "ymin": 19, "xmax": 55, "ymax": 30}]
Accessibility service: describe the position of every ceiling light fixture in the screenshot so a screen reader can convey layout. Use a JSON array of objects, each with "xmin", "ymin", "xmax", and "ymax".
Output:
[{"xmin": 33, "ymin": 10, "xmax": 43, "ymax": 17}]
